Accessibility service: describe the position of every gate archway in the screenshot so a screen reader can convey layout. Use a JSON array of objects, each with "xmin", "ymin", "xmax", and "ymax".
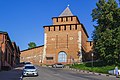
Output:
[{"xmin": 58, "ymin": 51, "xmax": 67, "ymax": 63}]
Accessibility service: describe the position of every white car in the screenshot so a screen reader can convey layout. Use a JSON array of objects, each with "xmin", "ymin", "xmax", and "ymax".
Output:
[
  {"xmin": 22, "ymin": 64, "xmax": 38, "ymax": 77},
  {"xmin": 52, "ymin": 63, "xmax": 64, "ymax": 68}
]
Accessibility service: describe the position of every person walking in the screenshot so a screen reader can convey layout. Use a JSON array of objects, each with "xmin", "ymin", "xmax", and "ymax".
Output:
[{"xmin": 115, "ymin": 65, "xmax": 119, "ymax": 78}]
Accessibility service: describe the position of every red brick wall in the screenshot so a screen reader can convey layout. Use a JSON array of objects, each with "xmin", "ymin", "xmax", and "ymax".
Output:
[
  {"xmin": 43, "ymin": 16, "xmax": 91, "ymax": 64},
  {"xmin": 0, "ymin": 33, "xmax": 18, "ymax": 68},
  {"xmin": 0, "ymin": 34, "xmax": 5, "ymax": 52},
  {"xmin": 52, "ymin": 16, "xmax": 79, "ymax": 25},
  {"xmin": 20, "ymin": 16, "xmax": 93, "ymax": 65},
  {"xmin": 20, "ymin": 46, "xmax": 44, "ymax": 65},
  {"xmin": 44, "ymin": 28, "xmax": 80, "ymax": 64}
]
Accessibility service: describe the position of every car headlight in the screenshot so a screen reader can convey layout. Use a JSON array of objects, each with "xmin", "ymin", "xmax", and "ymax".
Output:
[{"xmin": 35, "ymin": 70, "xmax": 37, "ymax": 73}]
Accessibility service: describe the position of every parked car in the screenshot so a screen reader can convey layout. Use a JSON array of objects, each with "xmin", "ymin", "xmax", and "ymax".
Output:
[
  {"xmin": 25, "ymin": 62, "xmax": 31, "ymax": 65},
  {"xmin": 21, "ymin": 62, "xmax": 31, "ymax": 65},
  {"xmin": 22, "ymin": 64, "xmax": 38, "ymax": 77},
  {"xmin": 52, "ymin": 63, "xmax": 64, "ymax": 68}
]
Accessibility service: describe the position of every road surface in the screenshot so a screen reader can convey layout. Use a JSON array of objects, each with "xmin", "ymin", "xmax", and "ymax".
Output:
[{"xmin": 23, "ymin": 66, "xmax": 117, "ymax": 80}]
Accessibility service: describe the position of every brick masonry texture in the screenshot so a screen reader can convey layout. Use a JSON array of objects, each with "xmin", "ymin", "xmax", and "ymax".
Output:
[
  {"xmin": 20, "ymin": 46, "xmax": 44, "ymax": 65},
  {"xmin": 20, "ymin": 7, "xmax": 93, "ymax": 65}
]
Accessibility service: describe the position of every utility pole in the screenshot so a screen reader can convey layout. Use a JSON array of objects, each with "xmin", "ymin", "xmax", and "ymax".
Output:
[{"xmin": 91, "ymin": 53, "xmax": 94, "ymax": 68}]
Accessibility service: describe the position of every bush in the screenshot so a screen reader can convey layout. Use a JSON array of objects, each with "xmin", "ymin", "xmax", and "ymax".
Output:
[
  {"xmin": 85, "ymin": 60, "xmax": 106, "ymax": 67},
  {"xmin": 70, "ymin": 62, "xmax": 116, "ymax": 74}
]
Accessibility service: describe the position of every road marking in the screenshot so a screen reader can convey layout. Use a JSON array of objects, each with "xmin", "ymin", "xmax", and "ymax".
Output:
[{"xmin": 19, "ymin": 75, "xmax": 23, "ymax": 80}]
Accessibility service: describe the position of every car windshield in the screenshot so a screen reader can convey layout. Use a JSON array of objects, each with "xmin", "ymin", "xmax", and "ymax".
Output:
[
  {"xmin": 25, "ymin": 66, "xmax": 35, "ymax": 69},
  {"xmin": 25, "ymin": 62, "xmax": 31, "ymax": 64},
  {"xmin": 57, "ymin": 63, "xmax": 62, "ymax": 65}
]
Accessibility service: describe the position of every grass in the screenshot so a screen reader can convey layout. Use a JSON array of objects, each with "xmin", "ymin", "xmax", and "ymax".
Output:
[{"xmin": 70, "ymin": 62, "xmax": 117, "ymax": 74}]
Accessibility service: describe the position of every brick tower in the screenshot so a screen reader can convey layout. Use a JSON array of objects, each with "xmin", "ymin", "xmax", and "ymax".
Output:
[{"xmin": 43, "ymin": 6, "xmax": 92, "ymax": 65}]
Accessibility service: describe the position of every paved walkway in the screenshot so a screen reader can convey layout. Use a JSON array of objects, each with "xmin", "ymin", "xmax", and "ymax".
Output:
[{"xmin": 0, "ymin": 65, "xmax": 23, "ymax": 80}]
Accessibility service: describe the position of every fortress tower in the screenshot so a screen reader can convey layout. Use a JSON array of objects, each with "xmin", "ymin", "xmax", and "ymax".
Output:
[{"xmin": 43, "ymin": 6, "xmax": 92, "ymax": 64}]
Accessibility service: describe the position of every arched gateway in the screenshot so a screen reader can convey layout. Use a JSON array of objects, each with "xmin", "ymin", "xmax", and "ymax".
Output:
[{"xmin": 58, "ymin": 52, "xmax": 67, "ymax": 63}]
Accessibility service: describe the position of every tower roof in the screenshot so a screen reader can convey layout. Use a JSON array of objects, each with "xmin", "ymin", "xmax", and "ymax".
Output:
[{"xmin": 59, "ymin": 6, "xmax": 73, "ymax": 17}]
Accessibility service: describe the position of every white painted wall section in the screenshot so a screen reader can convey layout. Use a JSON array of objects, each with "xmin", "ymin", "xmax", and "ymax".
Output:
[
  {"xmin": 78, "ymin": 31, "xmax": 82, "ymax": 62},
  {"xmin": 43, "ymin": 33, "xmax": 47, "ymax": 61}
]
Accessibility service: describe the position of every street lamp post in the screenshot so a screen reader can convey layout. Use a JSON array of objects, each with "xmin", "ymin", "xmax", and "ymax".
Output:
[{"xmin": 91, "ymin": 53, "xmax": 94, "ymax": 68}]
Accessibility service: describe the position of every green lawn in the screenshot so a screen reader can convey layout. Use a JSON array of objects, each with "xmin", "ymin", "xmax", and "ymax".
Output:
[{"xmin": 70, "ymin": 63, "xmax": 117, "ymax": 74}]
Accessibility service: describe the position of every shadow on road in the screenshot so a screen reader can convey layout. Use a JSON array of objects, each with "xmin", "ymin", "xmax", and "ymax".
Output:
[{"xmin": 0, "ymin": 64, "xmax": 24, "ymax": 80}]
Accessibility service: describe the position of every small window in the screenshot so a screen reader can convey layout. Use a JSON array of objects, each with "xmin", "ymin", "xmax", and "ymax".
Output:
[
  {"xmin": 54, "ymin": 26, "xmax": 55, "ymax": 31},
  {"xmin": 46, "ymin": 57, "xmax": 53, "ymax": 60},
  {"xmin": 70, "ymin": 25, "xmax": 72, "ymax": 30},
  {"xmin": 61, "ymin": 18, "xmax": 63, "ymax": 22},
  {"xmin": 48, "ymin": 27, "xmax": 50, "ymax": 31},
  {"xmin": 59, "ymin": 26, "xmax": 61, "ymax": 31},
  {"xmin": 66, "ymin": 17, "xmax": 68, "ymax": 21},
  {"xmin": 71, "ymin": 17, "xmax": 73, "ymax": 21},
  {"xmin": 75, "ymin": 25, "xmax": 77, "ymax": 30},
  {"xmin": 56, "ymin": 18, "xmax": 58, "ymax": 22},
  {"xmin": 64, "ymin": 25, "xmax": 66, "ymax": 30}
]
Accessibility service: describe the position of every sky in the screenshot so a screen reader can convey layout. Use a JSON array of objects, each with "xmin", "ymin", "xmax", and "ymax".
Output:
[{"xmin": 0, "ymin": 0, "xmax": 99, "ymax": 50}]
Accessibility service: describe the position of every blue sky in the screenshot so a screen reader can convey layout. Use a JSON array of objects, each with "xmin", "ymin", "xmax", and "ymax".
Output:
[{"xmin": 0, "ymin": 0, "xmax": 98, "ymax": 50}]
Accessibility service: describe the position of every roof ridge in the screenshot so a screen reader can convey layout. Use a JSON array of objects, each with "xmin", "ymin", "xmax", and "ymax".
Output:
[{"xmin": 59, "ymin": 6, "xmax": 73, "ymax": 17}]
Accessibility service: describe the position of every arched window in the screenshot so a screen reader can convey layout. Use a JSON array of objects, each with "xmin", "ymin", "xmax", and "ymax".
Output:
[{"xmin": 58, "ymin": 52, "xmax": 67, "ymax": 62}]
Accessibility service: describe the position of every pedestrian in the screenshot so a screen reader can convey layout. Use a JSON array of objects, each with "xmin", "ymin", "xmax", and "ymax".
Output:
[{"xmin": 115, "ymin": 65, "xmax": 119, "ymax": 78}]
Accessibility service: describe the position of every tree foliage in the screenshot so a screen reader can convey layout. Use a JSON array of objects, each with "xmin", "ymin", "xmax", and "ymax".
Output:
[
  {"xmin": 92, "ymin": 0, "xmax": 120, "ymax": 65},
  {"xmin": 28, "ymin": 42, "xmax": 36, "ymax": 49}
]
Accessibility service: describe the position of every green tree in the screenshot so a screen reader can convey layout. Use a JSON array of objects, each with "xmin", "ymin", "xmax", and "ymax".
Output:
[
  {"xmin": 92, "ymin": 0, "xmax": 120, "ymax": 65},
  {"xmin": 28, "ymin": 42, "xmax": 36, "ymax": 49}
]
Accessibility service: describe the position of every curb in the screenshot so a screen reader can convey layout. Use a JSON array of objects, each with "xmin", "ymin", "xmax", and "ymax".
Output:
[
  {"xmin": 19, "ymin": 75, "xmax": 23, "ymax": 80},
  {"xmin": 64, "ymin": 66, "xmax": 116, "ymax": 78}
]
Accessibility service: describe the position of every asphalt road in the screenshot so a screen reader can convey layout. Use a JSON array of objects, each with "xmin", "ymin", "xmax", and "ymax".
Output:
[{"xmin": 23, "ymin": 66, "xmax": 118, "ymax": 80}]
